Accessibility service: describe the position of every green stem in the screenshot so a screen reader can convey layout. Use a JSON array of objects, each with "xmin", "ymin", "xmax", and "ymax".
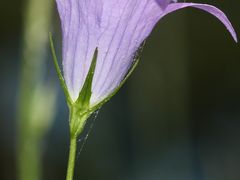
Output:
[
  {"xmin": 65, "ymin": 104, "xmax": 89, "ymax": 180},
  {"xmin": 66, "ymin": 136, "xmax": 77, "ymax": 180}
]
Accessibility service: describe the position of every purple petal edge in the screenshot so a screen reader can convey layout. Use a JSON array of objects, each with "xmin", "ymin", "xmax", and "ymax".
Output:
[{"xmin": 164, "ymin": 3, "xmax": 238, "ymax": 42}]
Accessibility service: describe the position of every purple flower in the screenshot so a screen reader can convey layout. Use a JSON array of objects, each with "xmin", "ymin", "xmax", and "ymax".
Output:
[{"xmin": 56, "ymin": 0, "xmax": 237, "ymax": 106}]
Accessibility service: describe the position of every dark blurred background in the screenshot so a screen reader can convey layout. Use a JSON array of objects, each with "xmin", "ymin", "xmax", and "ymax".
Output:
[{"xmin": 0, "ymin": 0, "xmax": 240, "ymax": 180}]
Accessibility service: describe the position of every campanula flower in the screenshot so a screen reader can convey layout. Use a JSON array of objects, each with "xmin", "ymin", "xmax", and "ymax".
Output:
[
  {"xmin": 55, "ymin": 0, "xmax": 237, "ymax": 107},
  {"xmin": 52, "ymin": 1, "xmax": 237, "ymax": 180}
]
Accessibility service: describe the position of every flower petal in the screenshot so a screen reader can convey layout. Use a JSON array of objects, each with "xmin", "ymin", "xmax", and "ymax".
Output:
[
  {"xmin": 56, "ymin": 0, "xmax": 237, "ymax": 105},
  {"xmin": 92, "ymin": 2, "xmax": 237, "ymax": 104},
  {"xmin": 56, "ymin": 0, "xmax": 103, "ymax": 101},
  {"xmin": 56, "ymin": 0, "xmax": 165, "ymax": 103},
  {"xmin": 90, "ymin": 0, "xmax": 164, "ymax": 104},
  {"xmin": 163, "ymin": 3, "xmax": 237, "ymax": 42}
]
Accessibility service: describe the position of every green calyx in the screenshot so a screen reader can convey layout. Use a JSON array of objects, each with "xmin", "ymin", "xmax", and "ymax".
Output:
[
  {"xmin": 50, "ymin": 33, "xmax": 97, "ymax": 137},
  {"xmin": 69, "ymin": 49, "xmax": 98, "ymax": 137},
  {"xmin": 50, "ymin": 33, "xmax": 141, "ymax": 137}
]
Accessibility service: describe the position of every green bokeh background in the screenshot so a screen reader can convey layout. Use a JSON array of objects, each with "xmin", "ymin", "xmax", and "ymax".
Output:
[{"xmin": 0, "ymin": 0, "xmax": 240, "ymax": 180}]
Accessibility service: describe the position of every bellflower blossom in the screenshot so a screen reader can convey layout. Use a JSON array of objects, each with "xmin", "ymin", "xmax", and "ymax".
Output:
[
  {"xmin": 53, "ymin": 1, "xmax": 237, "ymax": 180},
  {"xmin": 56, "ymin": 0, "xmax": 237, "ymax": 107}
]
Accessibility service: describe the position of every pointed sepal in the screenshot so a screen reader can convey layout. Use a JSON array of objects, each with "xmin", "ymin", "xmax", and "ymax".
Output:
[
  {"xmin": 49, "ymin": 32, "xmax": 73, "ymax": 105},
  {"xmin": 69, "ymin": 49, "xmax": 98, "ymax": 137},
  {"xmin": 76, "ymin": 48, "xmax": 98, "ymax": 109}
]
